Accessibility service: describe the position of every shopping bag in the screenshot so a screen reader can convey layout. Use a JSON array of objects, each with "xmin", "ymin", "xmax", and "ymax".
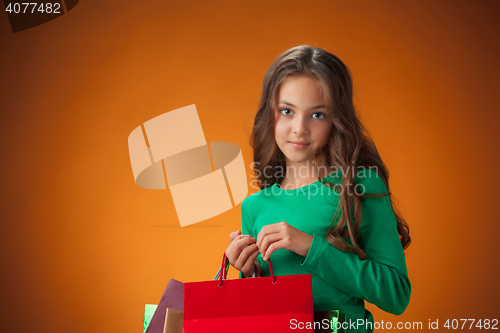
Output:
[
  {"xmin": 143, "ymin": 304, "xmax": 158, "ymax": 333},
  {"xmin": 183, "ymin": 253, "xmax": 315, "ymax": 332},
  {"xmin": 146, "ymin": 279, "xmax": 184, "ymax": 333},
  {"xmin": 163, "ymin": 308, "xmax": 183, "ymax": 333},
  {"xmin": 313, "ymin": 310, "xmax": 347, "ymax": 333}
]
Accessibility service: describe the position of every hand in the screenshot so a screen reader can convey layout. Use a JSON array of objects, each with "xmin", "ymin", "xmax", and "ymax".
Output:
[
  {"xmin": 256, "ymin": 221, "xmax": 313, "ymax": 261},
  {"xmin": 229, "ymin": 230, "xmax": 240, "ymax": 242},
  {"xmin": 225, "ymin": 230, "xmax": 260, "ymax": 277}
]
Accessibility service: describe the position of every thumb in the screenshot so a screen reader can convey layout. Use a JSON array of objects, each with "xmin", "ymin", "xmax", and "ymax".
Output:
[{"xmin": 229, "ymin": 230, "xmax": 241, "ymax": 242}]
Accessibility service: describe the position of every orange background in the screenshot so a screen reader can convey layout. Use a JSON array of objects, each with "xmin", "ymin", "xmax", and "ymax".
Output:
[{"xmin": 1, "ymin": 1, "xmax": 499, "ymax": 332}]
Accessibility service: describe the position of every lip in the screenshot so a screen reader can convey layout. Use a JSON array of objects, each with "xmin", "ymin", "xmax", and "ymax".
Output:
[{"xmin": 289, "ymin": 141, "xmax": 310, "ymax": 149}]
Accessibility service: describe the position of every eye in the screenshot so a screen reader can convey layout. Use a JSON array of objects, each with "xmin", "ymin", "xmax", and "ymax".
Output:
[
  {"xmin": 312, "ymin": 112, "xmax": 326, "ymax": 120},
  {"xmin": 280, "ymin": 108, "xmax": 293, "ymax": 116}
]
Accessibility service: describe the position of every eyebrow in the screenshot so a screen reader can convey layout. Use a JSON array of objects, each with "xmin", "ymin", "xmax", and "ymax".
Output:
[{"xmin": 279, "ymin": 101, "xmax": 326, "ymax": 110}]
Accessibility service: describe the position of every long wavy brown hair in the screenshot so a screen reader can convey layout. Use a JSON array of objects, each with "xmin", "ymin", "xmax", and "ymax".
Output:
[{"xmin": 249, "ymin": 45, "xmax": 410, "ymax": 259}]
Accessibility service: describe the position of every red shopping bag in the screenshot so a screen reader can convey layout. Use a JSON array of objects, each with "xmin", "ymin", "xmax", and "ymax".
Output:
[{"xmin": 183, "ymin": 253, "xmax": 314, "ymax": 332}]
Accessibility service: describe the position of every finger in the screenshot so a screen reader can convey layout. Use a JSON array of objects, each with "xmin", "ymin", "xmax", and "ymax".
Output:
[
  {"xmin": 259, "ymin": 233, "xmax": 282, "ymax": 259},
  {"xmin": 229, "ymin": 230, "xmax": 241, "ymax": 241},
  {"xmin": 256, "ymin": 223, "xmax": 283, "ymax": 249},
  {"xmin": 234, "ymin": 234, "xmax": 253, "ymax": 242},
  {"xmin": 225, "ymin": 245, "xmax": 238, "ymax": 266},
  {"xmin": 240, "ymin": 243, "xmax": 258, "ymax": 259},
  {"xmin": 235, "ymin": 244, "xmax": 258, "ymax": 269},
  {"xmin": 241, "ymin": 248, "xmax": 260, "ymax": 276},
  {"xmin": 228, "ymin": 237, "xmax": 256, "ymax": 266},
  {"xmin": 225, "ymin": 240, "xmax": 242, "ymax": 265},
  {"xmin": 234, "ymin": 235, "xmax": 256, "ymax": 250},
  {"xmin": 262, "ymin": 240, "xmax": 285, "ymax": 261},
  {"xmin": 235, "ymin": 234, "xmax": 255, "ymax": 243},
  {"xmin": 226, "ymin": 234, "xmax": 253, "ymax": 264},
  {"xmin": 229, "ymin": 230, "xmax": 241, "ymax": 242}
]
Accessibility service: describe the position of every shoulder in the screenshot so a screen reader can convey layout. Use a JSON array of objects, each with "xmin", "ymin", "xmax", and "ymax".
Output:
[
  {"xmin": 240, "ymin": 184, "xmax": 275, "ymax": 214},
  {"xmin": 355, "ymin": 167, "xmax": 389, "ymax": 195}
]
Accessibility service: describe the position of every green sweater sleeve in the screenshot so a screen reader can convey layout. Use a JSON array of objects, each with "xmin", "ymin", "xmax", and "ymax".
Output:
[{"xmin": 300, "ymin": 171, "xmax": 411, "ymax": 315}]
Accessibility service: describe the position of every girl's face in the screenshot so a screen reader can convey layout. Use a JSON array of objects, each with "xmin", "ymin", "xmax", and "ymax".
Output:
[{"xmin": 274, "ymin": 75, "xmax": 332, "ymax": 171}]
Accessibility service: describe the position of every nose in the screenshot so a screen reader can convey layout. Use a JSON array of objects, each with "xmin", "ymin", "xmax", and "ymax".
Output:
[{"xmin": 292, "ymin": 114, "xmax": 309, "ymax": 135}]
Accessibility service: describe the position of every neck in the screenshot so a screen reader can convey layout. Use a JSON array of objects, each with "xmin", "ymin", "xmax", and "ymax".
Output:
[{"xmin": 279, "ymin": 159, "xmax": 330, "ymax": 189}]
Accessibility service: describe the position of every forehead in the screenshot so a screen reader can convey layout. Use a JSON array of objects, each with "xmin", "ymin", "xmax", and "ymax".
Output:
[{"xmin": 277, "ymin": 75, "xmax": 328, "ymax": 106}]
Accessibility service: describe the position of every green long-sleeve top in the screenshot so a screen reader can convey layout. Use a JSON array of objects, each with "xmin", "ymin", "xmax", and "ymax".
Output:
[{"xmin": 238, "ymin": 168, "xmax": 411, "ymax": 333}]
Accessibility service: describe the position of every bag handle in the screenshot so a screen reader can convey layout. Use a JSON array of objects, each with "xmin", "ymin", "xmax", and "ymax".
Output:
[{"xmin": 218, "ymin": 253, "xmax": 276, "ymax": 287}]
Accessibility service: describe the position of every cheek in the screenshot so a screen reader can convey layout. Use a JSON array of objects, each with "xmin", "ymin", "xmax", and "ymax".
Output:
[
  {"xmin": 274, "ymin": 120, "xmax": 288, "ymax": 142},
  {"xmin": 315, "ymin": 124, "xmax": 332, "ymax": 147}
]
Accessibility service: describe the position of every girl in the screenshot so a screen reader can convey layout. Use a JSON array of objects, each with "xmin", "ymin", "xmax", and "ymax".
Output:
[{"xmin": 225, "ymin": 45, "xmax": 411, "ymax": 333}]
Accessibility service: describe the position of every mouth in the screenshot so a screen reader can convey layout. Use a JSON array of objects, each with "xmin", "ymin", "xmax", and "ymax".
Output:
[{"xmin": 289, "ymin": 141, "xmax": 310, "ymax": 149}]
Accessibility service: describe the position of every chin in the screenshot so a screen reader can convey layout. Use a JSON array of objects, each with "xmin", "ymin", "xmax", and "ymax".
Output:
[{"xmin": 286, "ymin": 155, "xmax": 313, "ymax": 164}]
